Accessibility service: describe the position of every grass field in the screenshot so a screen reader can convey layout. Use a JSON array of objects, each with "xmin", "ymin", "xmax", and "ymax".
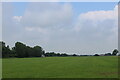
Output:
[{"xmin": 2, "ymin": 56, "xmax": 118, "ymax": 78}]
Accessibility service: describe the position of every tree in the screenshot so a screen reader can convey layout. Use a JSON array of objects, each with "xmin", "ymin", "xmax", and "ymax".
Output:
[
  {"xmin": 11, "ymin": 47, "xmax": 17, "ymax": 57},
  {"xmin": 56, "ymin": 53, "xmax": 60, "ymax": 56},
  {"xmin": 61, "ymin": 53, "xmax": 68, "ymax": 56},
  {"xmin": 1, "ymin": 41, "xmax": 12, "ymax": 58},
  {"xmin": 72, "ymin": 54, "xmax": 77, "ymax": 56},
  {"xmin": 105, "ymin": 53, "xmax": 111, "ymax": 56},
  {"xmin": 33, "ymin": 46, "xmax": 43, "ymax": 57},
  {"xmin": 112, "ymin": 49, "xmax": 119, "ymax": 56},
  {"xmin": 94, "ymin": 54, "xmax": 99, "ymax": 56},
  {"xmin": 25, "ymin": 46, "xmax": 33, "ymax": 57},
  {"xmin": 1, "ymin": 41, "xmax": 46, "ymax": 58},
  {"xmin": 15, "ymin": 42, "xmax": 27, "ymax": 58},
  {"xmin": 45, "ymin": 52, "xmax": 53, "ymax": 57}
]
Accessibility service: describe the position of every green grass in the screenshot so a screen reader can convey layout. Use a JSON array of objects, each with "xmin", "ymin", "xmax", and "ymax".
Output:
[{"xmin": 2, "ymin": 56, "xmax": 118, "ymax": 78}]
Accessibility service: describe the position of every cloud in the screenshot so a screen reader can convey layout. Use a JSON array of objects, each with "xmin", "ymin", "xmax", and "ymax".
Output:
[
  {"xmin": 0, "ymin": 3, "xmax": 2, "ymax": 41},
  {"xmin": 20, "ymin": 2, "xmax": 73, "ymax": 29},
  {"xmin": 13, "ymin": 16, "xmax": 22, "ymax": 22},
  {"xmin": 73, "ymin": 5, "xmax": 118, "ymax": 53},
  {"xmin": 74, "ymin": 5, "xmax": 118, "ymax": 42},
  {"xmin": 74, "ymin": 5, "xmax": 118, "ymax": 32},
  {"xmin": 25, "ymin": 27, "xmax": 48, "ymax": 34},
  {"xmin": 3, "ymin": 2, "xmax": 73, "ymax": 46}
]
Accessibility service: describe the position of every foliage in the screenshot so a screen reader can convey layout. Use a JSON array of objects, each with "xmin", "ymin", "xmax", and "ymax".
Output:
[
  {"xmin": 94, "ymin": 54, "xmax": 99, "ymax": 56},
  {"xmin": 1, "ymin": 41, "xmax": 45, "ymax": 58},
  {"xmin": 112, "ymin": 49, "xmax": 119, "ymax": 55},
  {"xmin": 1, "ymin": 42, "xmax": 12, "ymax": 58},
  {"xmin": 105, "ymin": 53, "xmax": 112, "ymax": 56},
  {"xmin": 45, "ymin": 52, "xmax": 69, "ymax": 57}
]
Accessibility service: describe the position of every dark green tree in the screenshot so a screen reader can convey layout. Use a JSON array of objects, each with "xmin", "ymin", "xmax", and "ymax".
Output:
[
  {"xmin": 56, "ymin": 53, "xmax": 61, "ymax": 56},
  {"xmin": 73, "ymin": 54, "xmax": 77, "ymax": 56},
  {"xmin": 11, "ymin": 47, "xmax": 17, "ymax": 57},
  {"xmin": 61, "ymin": 53, "xmax": 68, "ymax": 56},
  {"xmin": 105, "ymin": 53, "xmax": 111, "ymax": 56},
  {"xmin": 1, "ymin": 41, "xmax": 11, "ymax": 57},
  {"xmin": 15, "ymin": 42, "xmax": 27, "ymax": 58},
  {"xmin": 26, "ymin": 46, "xmax": 34, "ymax": 57},
  {"xmin": 33, "ymin": 46, "xmax": 43, "ymax": 57},
  {"xmin": 94, "ymin": 54, "xmax": 99, "ymax": 56},
  {"xmin": 112, "ymin": 49, "xmax": 119, "ymax": 55}
]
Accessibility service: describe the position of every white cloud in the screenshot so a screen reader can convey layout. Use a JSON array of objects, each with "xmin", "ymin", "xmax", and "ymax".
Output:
[
  {"xmin": 25, "ymin": 27, "xmax": 48, "ymax": 34},
  {"xmin": 74, "ymin": 5, "xmax": 118, "ymax": 33},
  {"xmin": 0, "ymin": 2, "xmax": 2, "ymax": 41},
  {"xmin": 13, "ymin": 16, "xmax": 22, "ymax": 22},
  {"xmin": 73, "ymin": 5, "xmax": 118, "ymax": 53},
  {"xmin": 20, "ymin": 2, "xmax": 73, "ymax": 29}
]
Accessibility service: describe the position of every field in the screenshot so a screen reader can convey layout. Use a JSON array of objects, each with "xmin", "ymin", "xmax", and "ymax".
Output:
[{"xmin": 2, "ymin": 56, "xmax": 118, "ymax": 78}]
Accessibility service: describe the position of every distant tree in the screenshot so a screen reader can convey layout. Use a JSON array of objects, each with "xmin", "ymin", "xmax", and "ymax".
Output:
[
  {"xmin": 72, "ymin": 54, "xmax": 77, "ymax": 56},
  {"xmin": 56, "ymin": 53, "xmax": 61, "ymax": 56},
  {"xmin": 80, "ymin": 55, "xmax": 88, "ymax": 56},
  {"xmin": 61, "ymin": 53, "xmax": 68, "ymax": 56},
  {"xmin": 112, "ymin": 49, "xmax": 119, "ymax": 56},
  {"xmin": 45, "ymin": 52, "xmax": 55, "ymax": 57},
  {"xmin": 94, "ymin": 54, "xmax": 99, "ymax": 56},
  {"xmin": 105, "ymin": 53, "xmax": 111, "ymax": 56},
  {"xmin": 45, "ymin": 52, "xmax": 68, "ymax": 57},
  {"xmin": 44, "ymin": 52, "xmax": 49, "ymax": 57}
]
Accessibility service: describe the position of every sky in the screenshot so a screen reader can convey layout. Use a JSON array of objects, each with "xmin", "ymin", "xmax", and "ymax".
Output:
[{"xmin": 2, "ymin": 2, "xmax": 118, "ymax": 55}]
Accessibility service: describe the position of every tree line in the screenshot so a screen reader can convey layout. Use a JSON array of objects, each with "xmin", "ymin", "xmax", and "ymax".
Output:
[
  {"xmin": 1, "ymin": 41, "xmax": 45, "ymax": 58},
  {"xmin": 0, "ymin": 41, "xmax": 78, "ymax": 58},
  {"xmin": 0, "ymin": 41, "xmax": 119, "ymax": 58},
  {"xmin": 94, "ymin": 49, "xmax": 119, "ymax": 56}
]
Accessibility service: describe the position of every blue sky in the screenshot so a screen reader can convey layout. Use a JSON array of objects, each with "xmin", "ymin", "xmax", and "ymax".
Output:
[
  {"xmin": 3, "ymin": 2, "xmax": 118, "ymax": 55},
  {"xmin": 12, "ymin": 2, "xmax": 117, "ymax": 16}
]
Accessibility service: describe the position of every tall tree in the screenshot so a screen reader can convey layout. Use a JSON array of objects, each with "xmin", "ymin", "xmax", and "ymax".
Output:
[
  {"xmin": 26, "ymin": 46, "xmax": 34, "ymax": 57},
  {"xmin": 33, "ymin": 46, "xmax": 43, "ymax": 57},
  {"xmin": 15, "ymin": 42, "xmax": 27, "ymax": 58},
  {"xmin": 1, "ymin": 41, "xmax": 11, "ymax": 57}
]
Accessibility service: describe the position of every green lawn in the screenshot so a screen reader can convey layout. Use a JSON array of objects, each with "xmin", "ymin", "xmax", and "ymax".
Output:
[{"xmin": 2, "ymin": 56, "xmax": 118, "ymax": 78}]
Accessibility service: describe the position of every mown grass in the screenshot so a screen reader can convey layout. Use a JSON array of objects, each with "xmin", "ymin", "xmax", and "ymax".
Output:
[{"xmin": 2, "ymin": 56, "xmax": 118, "ymax": 78}]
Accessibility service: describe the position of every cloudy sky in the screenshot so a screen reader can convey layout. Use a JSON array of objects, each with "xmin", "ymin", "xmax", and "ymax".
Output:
[{"xmin": 2, "ymin": 2, "xmax": 118, "ymax": 55}]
